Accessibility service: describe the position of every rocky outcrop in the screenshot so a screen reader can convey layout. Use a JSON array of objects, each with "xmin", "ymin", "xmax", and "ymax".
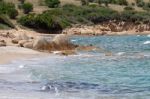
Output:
[
  {"xmin": 63, "ymin": 22, "xmax": 150, "ymax": 35},
  {"xmin": 33, "ymin": 37, "xmax": 50, "ymax": 51},
  {"xmin": 0, "ymin": 40, "xmax": 6, "ymax": 46}
]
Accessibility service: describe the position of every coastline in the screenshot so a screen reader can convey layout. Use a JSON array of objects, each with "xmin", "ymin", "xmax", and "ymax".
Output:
[
  {"xmin": 0, "ymin": 26, "xmax": 149, "ymax": 64},
  {"xmin": 63, "ymin": 24, "xmax": 150, "ymax": 36},
  {"xmin": 0, "ymin": 46, "xmax": 47, "ymax": 64}
]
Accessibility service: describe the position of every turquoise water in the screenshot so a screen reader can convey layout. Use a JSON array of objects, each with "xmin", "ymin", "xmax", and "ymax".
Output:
[{"xmin": 0, "ymin": 35, "xmax": 150, "ymax": 99}]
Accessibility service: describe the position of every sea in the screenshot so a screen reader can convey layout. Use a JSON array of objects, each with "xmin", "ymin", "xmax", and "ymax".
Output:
[{"xmin": 0, "ymin": 35, "xmax": 150, "ymax": 99}]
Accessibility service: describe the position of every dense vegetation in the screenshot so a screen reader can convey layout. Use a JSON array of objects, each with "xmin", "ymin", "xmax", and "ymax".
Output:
[
  {"xmin": 0, "ymin": 0, "xmax": 150, "ymax": 32},
  {"xmin": 0, "ymin": 1, "xmax": 18, "ymax": 19},
  {"xmin": 18, "ymin": 4, "xmax": 150, "ymax": 32}
]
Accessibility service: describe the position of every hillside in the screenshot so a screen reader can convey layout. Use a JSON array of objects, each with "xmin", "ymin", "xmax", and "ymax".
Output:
[
  {"xmin": 0, "ymin": 0, "xmax": 150, "ymax": 35},
  {"xmin": 4, "ymin": 0, "xmax": 150, "ymax": 12}
]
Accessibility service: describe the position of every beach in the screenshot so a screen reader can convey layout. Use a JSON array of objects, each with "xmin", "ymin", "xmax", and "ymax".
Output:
[{"xmin": 0, "ymin": 46, "xmax": 47, "ymax": 64}]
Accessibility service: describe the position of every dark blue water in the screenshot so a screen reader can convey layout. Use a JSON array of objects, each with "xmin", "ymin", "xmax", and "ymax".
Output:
[{"xmin": 0, "ymin": 35, "xmax": 150, "ymax": 99}]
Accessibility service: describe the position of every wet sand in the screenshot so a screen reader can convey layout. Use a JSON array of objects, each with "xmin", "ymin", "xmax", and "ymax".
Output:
[{"xmin": 0, "ymin": 46, "xmax": 47, "ymax": 64}]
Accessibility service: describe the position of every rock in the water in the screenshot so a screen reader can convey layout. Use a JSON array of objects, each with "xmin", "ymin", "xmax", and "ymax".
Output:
[
  {"xmin": 77, "ymin": 45, "xmax": 97, "ymax": 51},
  {"xmin": 52, "ymin": 34, "xmax": 70, "ymax": 45},
  {"xmin": 33, "ymin": 37, "xmax": 49, "ymax": 50},
  {"xmin": 52, "ymin": 34, "xmax": 76, "ymax": 50},
  {"xmin": 23, "ymin": 42, "xmax": 33, "ymax": 49},
  {"xmin": 60, "ymin": 50, "xmax": 76, "ymax": 56}
]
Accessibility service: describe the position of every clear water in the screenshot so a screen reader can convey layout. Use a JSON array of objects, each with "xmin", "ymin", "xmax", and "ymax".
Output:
[{"xmin": 0, "ymin": 35, "xmax": 150, "ymax": 99}]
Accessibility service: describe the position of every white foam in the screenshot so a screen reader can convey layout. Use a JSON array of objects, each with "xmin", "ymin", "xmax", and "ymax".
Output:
[
  {"xmin": 19, "ymin": 65, "xmax": 25, "ymax": 69},
  {"xmin": 143, "ymin": 41, "xmax": 150, "ymax": 45},
  {"xmin": 147, "ymin": 34, "xmax": 150, "ymax": 37},
  {"xmin": 52, "ymin": 51, "xmax": 61, "ymax": 54},
  {"xmin": 71, "ymin": 39, "xmax": 76, "ymax": 42},
  {"xmin": 117, "ymin": 52, "xmax": 125, "ymax": 56}
]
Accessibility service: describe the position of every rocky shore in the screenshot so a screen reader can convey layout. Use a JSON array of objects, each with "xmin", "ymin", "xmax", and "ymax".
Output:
[
  {"xmin": 0, "ymin": 29, "xmax": 98, "ymax": 58},
  {"xmin": 63, "ymin": 22, "xmax": 150, "ymax": 35}
]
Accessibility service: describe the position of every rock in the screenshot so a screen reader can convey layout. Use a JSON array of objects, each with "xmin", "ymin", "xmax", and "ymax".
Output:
[
  {"xmin": 105, "ymin": 52, "xmax": 113, "ymax": 56},
  {"xmin": 52, "ymin": 34, "xmax": 70, "ymax": 45},
  {"xmin": 52, "ymin": 34, "xmax": 76, "ymax": 50},
  {"xmin": 0, "ymin": 40, "xmax": 5, "ymax": 43},
  {"xmin": 23, "ymin": 42, "xmax": 33, "ymax": 49},
  {"xmin": 17, "ymin": 33, "xmax": 30, "ymax": 40},
  {"xmin": 77, "ymin": 45, "xmax": 97, "ymax": 51},
  {"xmin": 18, "ymin": 40, "xmax": 28, "ymax": 47},
  {"xmin": 11, "ymin": 38, "xmax": 19, "ymax": 44},
  {"xmin": 60, "ymin": 50, "xmax": 76, "ymax": 56},
  {"xmin": 0, "ymin": 40, "xmax": 6, "ymax": 47},
  {"xmin": 33, "ymin": 37, "xmax": 49, "ymax": 50}
]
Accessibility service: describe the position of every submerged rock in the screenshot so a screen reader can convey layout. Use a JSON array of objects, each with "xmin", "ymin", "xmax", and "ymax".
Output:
[{"xmin": 60, "ymin": 50, "xmax": 76, "ymax": 56}]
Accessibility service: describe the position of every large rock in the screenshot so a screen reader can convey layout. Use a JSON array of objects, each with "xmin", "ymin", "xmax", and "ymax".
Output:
[
  {"xmin": 18, "ymin": 40, "xmax": 28, "ymax": 47},
  {"xmin": 23, "ymin": 42, "xmax": 33, "ymax": 49},
  {"xmin": 11, "ymin": 38, "xmax": 19, "ymax": 44},
  {"xmin": 17, "ymin": 33, "xmax": 30, "ymax": 40},
  {"xmin": 52, "ymin": 34, "xmax": 70, "ymax": 45},
  {"xmin": 33, "ymin": 37, "xmax": 49, "ymax": 51},
  {"xmin": 52, "ymin": 34, "xmax": 76, "ymax": 50},
  {"xmin": 0, "ymin": 40, "xmax": 6, "ymax": 47}
]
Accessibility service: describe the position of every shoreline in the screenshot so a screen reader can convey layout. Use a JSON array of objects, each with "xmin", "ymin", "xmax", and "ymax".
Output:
[
  {"xmin": 0, "ymin": 46, "xmax": 47, "ymax": 65},
  {"xmin": 63, "ymin": 24, "xmax": 150, "ymax": 36}
]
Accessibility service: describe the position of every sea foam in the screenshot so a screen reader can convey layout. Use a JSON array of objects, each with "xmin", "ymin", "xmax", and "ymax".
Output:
[{"xmin": 143, "ymin": 41, "xmax": 150, "ymax": 45}]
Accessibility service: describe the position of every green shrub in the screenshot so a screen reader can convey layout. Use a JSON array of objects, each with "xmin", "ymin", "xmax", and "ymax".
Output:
[
  {"xmin": 0, "ymin": 14, "xmax": 15, "ymax": 28},
  {"xmin": 81, "ymin": 0, "xmax": 89, "ymax": 5},
  {"xmin": 7, "ymin": 9, "xmax": 18, "ymax": 19},
  {"xmin": 0, "ymin": 1, "xmax": 18, "ymax": 19},
  {"xmin": 45, "ymin": 0, "xmax": 60, "ymax": 8},
  {"xmin": 124, "ymin": 6, "xmax": 134, "ymax": 11},
  {"xmin": 18, "ymin": 0, "xmax": 25, "ymax": 4},
  {"xmin": 22, "ymin": 2, "xmax": 33, "ymax": 14},
  {"xmin": 136, "ymin": 0, "xmax": 145, "ymax": 7},
  {"xmin": 18, "ymin": 5, "xmax": 150, "ymax": 33}
]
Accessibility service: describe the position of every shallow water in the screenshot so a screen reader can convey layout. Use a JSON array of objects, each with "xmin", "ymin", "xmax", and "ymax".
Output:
[{"xmin": 0, "ymin": 35, "xmax": 150, "ymax": 99}]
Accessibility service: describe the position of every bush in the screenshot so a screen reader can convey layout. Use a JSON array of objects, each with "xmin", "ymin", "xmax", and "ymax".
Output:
[
  {"xmin": 136, "ymin": 0, "xmax": 145, "ymax": 7},
  {"xmin": 124, "ymin": 6, "xmax": 134, "ymax": 11},
  {"xmin": 18, "ymin": 0, "xmax": 25, "ymax": 4},
  {"xmin": 22, "ymin": 2, "xmax": 33, "ymax": 14},
  {"xmin": 0, "ymin": 1, "xmax": 18, "ymax": 19},
  {"xmin": 7, "ymin": 9, "xmax": 18, "ymax": 19},
  {"xmin": 18, "ymin": 10, "xmax": 71, "ymax": 32},
  {"xmin": 0, "ymin": 14, "xmax": 15, "ymax": 28},
  {"xmin": 45, "ymin": 0, "xmax": 60, "ymax": 8},
  {"xmin": 18, "ymin": 5, "xmax": 150, "ymax": 33}
]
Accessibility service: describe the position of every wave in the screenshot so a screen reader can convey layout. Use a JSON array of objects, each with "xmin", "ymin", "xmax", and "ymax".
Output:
[
  {"xmin": 40, "ymin": 81, "xmax": 150, "ymax": 94},
  {"xmin": 143, "ymin": 41, "xmax": 150, "ymax": 45},
  {"xmin": 117, "ymin": 52, "xmax": 125, "ymax": 56},
  {"xmin": 147, "ymin": 34, "xmax": 150, "ymax": 37}
]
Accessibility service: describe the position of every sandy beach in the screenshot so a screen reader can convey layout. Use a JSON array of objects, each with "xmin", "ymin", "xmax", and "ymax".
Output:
[{"xmin": 0, "ymin": 46, "xmax": 47, "ymax": 64}]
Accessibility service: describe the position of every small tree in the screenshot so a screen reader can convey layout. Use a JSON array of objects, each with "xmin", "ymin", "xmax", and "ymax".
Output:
[
  {"xmin": 22, "ymin": 2, "xmax": 33, "ymax": 14},
  {"xmin": 45, "ymin": 0, "xmax": 60, "ymax": 8}
]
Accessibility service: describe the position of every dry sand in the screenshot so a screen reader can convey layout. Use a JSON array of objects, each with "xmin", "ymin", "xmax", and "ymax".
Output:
[{"xmin": 0, "ymin": 46, "xmax": 47, "ymax": 64}]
